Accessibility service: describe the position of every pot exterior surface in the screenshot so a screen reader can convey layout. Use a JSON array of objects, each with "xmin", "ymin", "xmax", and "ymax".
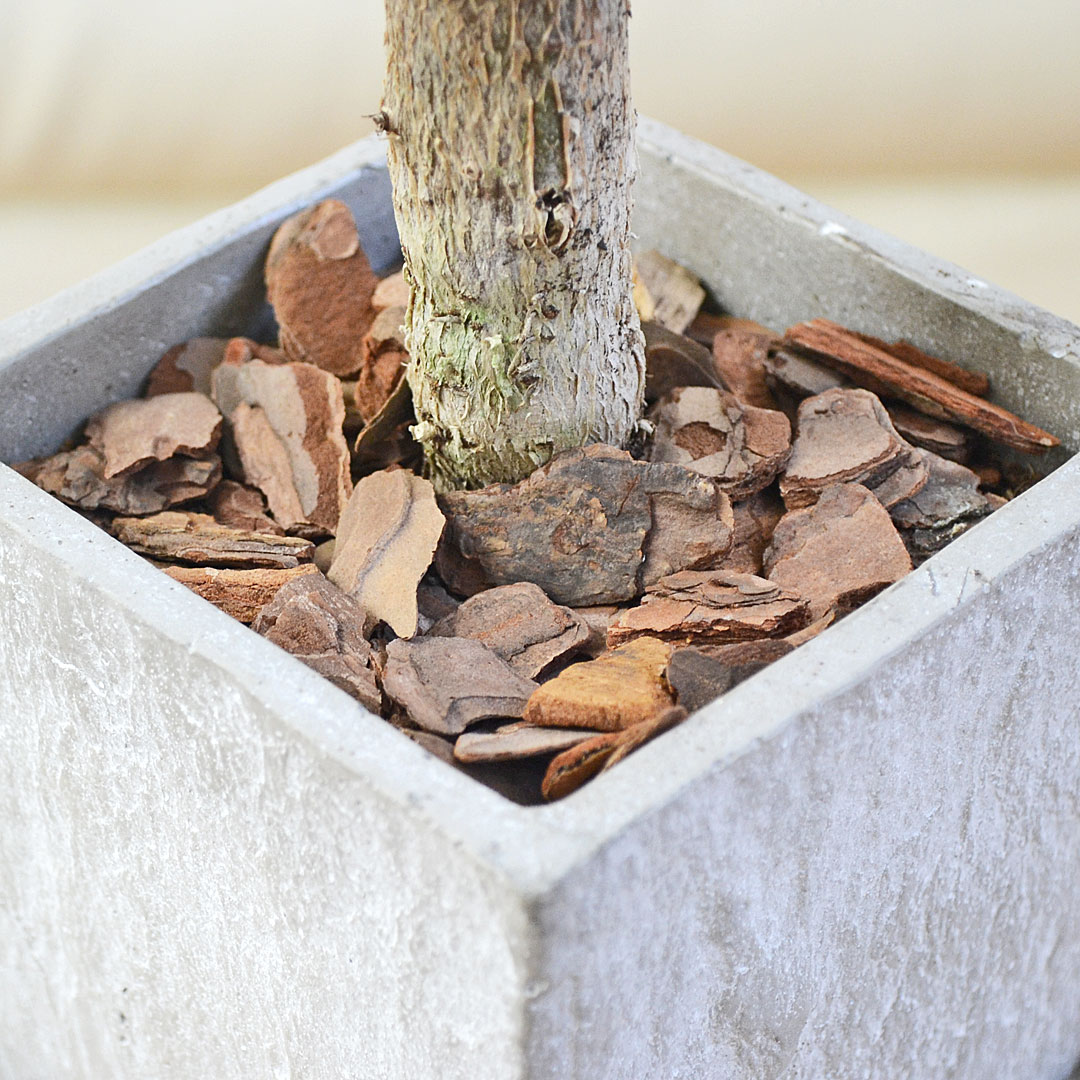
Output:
[
  {"xmin": 526, "ymin": 492, "xmax": 1080, "ymax": 1078},
  {"xmin": 0, "ymin": 472, "xmax": 531, "ymax": 1080},
  {"xmin": 1, "ymin": 122, "xmax": 1079, "ymax": 1079}
]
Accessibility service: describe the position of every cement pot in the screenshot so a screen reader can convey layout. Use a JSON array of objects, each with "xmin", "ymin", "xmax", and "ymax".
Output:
[{"xmin": 2, "ymin": 119, "xmax": 1080, "ymax": 1080}]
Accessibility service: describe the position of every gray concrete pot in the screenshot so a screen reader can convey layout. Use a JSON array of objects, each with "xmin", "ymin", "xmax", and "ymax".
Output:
[{"xmin": 2, "ymin": 119, "xmax": 1080, "ymax": 1080}]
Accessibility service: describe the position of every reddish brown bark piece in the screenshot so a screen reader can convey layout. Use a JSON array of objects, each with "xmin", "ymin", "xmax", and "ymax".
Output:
[
  {"xmin": 541, "ymin": 705, "xmax": 687, "ymax": 800},
  {"xmin": 15, "ymin": 445, "xmax": 220, "ymax": 515},
  {"xmin": 437, "ymin": 445, "xmax": 733, "ymax": 606},
  {"xmin": 607, "ymin": 570, "xmax": 809, "ymax": 647},
  {"xmin": 162, "ymin": 563, "xmax": 320, "ymax": 624},
  {"xmin": 634, "ymin": 251, "xmax": 706, "ymax": 334},
  {"xmin": 886, "ymin": 403, "xmax": 972, "ymax": 463},
  {"xmin": 642, "ymin": 321, "xmax": 726, "ymax": 404},
  {"xmin": 717, "ymin": 488, "xmax": 786, "ymax": 575},
  {"xmin": 780, "ymin": 388, "xmax": 921, "ymax": 509},
  {"xmin": 688, "ymin": 313, "xmax": 776, "ymax": 349},
  {"xmin": 867, "ymin": 446, "xmax": 929, "ymax": 509},
  {"xmin": 230, "ymin": 404, "xmax": 303, "ymax": 528},
  {"xmin": 207, "ymin": 480, "xmax": 284, "ymax": 535},
  {"xmin": 684, "ymin": 311, "xmax": 731, "ymax": 348},
  {"xmin": 542, "ymin": 735, "xmax": 619, "ymax": 799},
  {"xmin": 352, "ymin": 374, "xmax": 422, "ymax": 477},
  {"xmin": 711, "ymin": 328, "xmax": 782, "ymax": 410},
  {"xmin": 111, "ymin": 511, "xmax": 314, "ymax": 568},
  {"xmin": 523, "ymin": 636, "xmax": 674, "ymax": 732},
  {"xmin": 429, "ymin": 582, "xmax": 590, "ymax": 679},
  {"xmin": 972, "ymin": 463, "xmax": 1002, "ymax": 489},
  {"xmin": 848, "ymin": 329, "xmax": 990, "ymax": 398},
  {"xmin": 251, "ymin": 572, "xmax": 380, "ymax": 712},
  {"xmin": 265, "ymin": 199, "xmax": 379, "ymax": 377},
  {"xmin": 361, "ymin": 303, "xmax": 406, "ymax": 352},
  {"xmin": 85, "ymin": 392, "xmax": 222, "ymax": 479},
  {"xmin": 382, "ymin": 637, "xmax": 538, "ymax": 736},
  {"xmin": 642, "ymin": 476, "xmax": 736, "ymax": 589},
  {"xmin": 145, "ymin": 338, "xmax": 229, "ymax": 397},
  {"xmin": 764, "ymin": 483, "xmax": 912, "ymax": 619},
  {"xmin": 355, "ymin": 304, "xmax": 408, "ymax": 422},
  {"xmin": 328, "ymin": 468, "xmax": 445, "ymax": 639},
  {"xmin": 650, "ymin": 386, "xmax": 791, "ymax": 499},
  {"xmin": 211, "ymin": 358, "xmax": 352, "ymax": 535},
  {"xmin": 372, "ymin": 270, "xmax": 410, "ymax": 311},
  {"xmin": 221, "ymin": 337, "xmax": 289, "ymax": 367},
  {"xmin": 454, "ymin": 722, "xmax": 598, "ymax": 764},
  {"xmin": 764, "ymin": 347, "xmax": 849, "ymax": 400},
  {"xmin": 783, "ymin": 320, "xmax": 1058, "ymax": 453}
]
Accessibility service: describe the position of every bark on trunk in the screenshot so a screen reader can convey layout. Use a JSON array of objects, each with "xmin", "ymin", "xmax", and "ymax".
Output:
[{"xmin": 382, "ymin": 0, "xmax": 645, "ymax": 490}]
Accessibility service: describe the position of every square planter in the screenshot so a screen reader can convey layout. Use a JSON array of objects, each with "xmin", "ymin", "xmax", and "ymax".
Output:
[{"xmin": 3, "ymin": 118, "xmax": 1080, "ymax": 1079}]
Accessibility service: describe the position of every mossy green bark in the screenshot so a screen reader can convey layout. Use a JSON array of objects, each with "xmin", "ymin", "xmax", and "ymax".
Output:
[{"xmin": 382, "ymin": 0, "xmax": 645, "ymax": 490}]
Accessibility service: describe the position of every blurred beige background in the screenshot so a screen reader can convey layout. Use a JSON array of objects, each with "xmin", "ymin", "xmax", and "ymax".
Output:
[{"xmin": 1, "ymin": 0, "xmax": 1078, "ymax": 322}]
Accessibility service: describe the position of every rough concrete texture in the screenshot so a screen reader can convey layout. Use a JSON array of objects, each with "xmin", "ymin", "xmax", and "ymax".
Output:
[
  {"xmin": 0, "ymin": 474, "xmax": 534, "ymax": 1080},
  {"xmin": 2, "ymin": 123, "xmax": 1080, "ymax": 1078},
  {"xmin": 528, "ymin": 473, "xmax": 1080, "ymax": 1078}
]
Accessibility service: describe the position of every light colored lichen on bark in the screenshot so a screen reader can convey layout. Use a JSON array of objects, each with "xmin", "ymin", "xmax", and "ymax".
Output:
[{"xmin": 382, "ymin": 0, "xmax": 645, "ymax": 490}]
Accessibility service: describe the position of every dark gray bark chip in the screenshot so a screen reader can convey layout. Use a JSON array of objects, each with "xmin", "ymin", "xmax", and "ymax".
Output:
[
  {"xmin": 382, "ymin": 637, "xmax": 539, "ymax": 736},
  {"xmin": 642, "ymin": 320, "xmax": 726, "ymax": 404},
  {"xmin": 454, "ymin": 723, "xmax": 598, "ymax": 765},
  {"xmin": 780, "ymin": 388, "xmax": 916, "ymax": 509},
  {"xmin": 429, "ymin": 582, "xmax": 590, "ymax": 678},
  {"xmin": 252, "ymin": 572, "xmax": 380, "ymax": 711},
  {"xmin": 436, "ymin": 444, "xmax": 733, "ymax": 606}
]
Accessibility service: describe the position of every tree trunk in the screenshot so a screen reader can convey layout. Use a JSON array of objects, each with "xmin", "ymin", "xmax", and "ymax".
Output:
[{"xmin": 382, "ymin": 0, "xmax": 645, "ymax": 490}]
